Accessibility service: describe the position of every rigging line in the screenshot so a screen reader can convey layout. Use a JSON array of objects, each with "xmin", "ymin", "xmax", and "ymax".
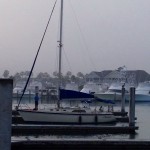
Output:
[
  {"xmin": 17, "ymin": 0, "xmax": 58, "ymax": 109},
  {"xmin": 68, "ymin": 0, "xmax": 97, "ymax": 71}
]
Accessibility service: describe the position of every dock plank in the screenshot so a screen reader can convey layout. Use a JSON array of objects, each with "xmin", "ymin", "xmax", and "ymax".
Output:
[
  {"xmin": 12, "ymin": 124, "xmax": 138, "ymax": 135},
  {"xmin": 11, "ymin": 140, "xmax": 150, "ymax": 150}
]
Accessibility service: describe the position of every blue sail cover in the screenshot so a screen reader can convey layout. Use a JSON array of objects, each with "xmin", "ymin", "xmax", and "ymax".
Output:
[
  {"xmin": 59, "ymin": 89, "xmax": 115, "ymax": 104},
  {"xmin": 59, "ymin": 89, "xmax": 94, "ymax": 100}
]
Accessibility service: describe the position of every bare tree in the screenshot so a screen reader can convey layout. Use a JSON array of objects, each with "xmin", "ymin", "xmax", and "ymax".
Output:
[
  {"xmin": 77, "ymin": 72, "xmax": 84, "ymax": 78},
  {"xmin": 3, "ymin": 70, "xmax": 9, "ymax": 78}
]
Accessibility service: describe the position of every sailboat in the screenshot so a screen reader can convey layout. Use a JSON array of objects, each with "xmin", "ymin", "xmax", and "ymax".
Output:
[{"xmin": 17, "ymin": 0, "xmax": 116, "ymax": 124}]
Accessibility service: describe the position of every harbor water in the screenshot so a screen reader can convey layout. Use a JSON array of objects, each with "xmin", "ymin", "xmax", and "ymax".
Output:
[{"xmin": 11, "ymin": 100, "xmax": 150, "ymax": 142}]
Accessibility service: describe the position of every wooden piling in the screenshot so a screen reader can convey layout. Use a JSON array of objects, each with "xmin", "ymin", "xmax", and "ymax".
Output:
[
  {"xmin": 0, "ymin": 79, "xmax": 13, "ymax": 150},
  {"xmin": 129, "ymin": 87, "xmax": 135, "ymax": 127},
  {"xmin": 121, "ymin": 86, "xmax": 126, "ymax": 113}
]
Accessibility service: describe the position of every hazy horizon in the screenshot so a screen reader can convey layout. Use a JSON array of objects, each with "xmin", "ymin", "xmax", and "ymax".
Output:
[{"xmin": 1, "ymin": 0, "xmax": 150, "ymax": 76}]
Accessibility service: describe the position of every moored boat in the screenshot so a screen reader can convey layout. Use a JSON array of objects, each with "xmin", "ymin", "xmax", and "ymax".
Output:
[
  {"xmin": 18, "ymin": 108, "xmax": 116, "ymax": 124},
  {"xmin": 17, "ymin": 0, "xmax": 116, "ymax": 124},
  {"xmin": 126, "ymin": 81, "xmax": 150, "ymax": 102},
  {"xmin": 95, "ymin": 82, "xmax": 129, "ymax": 101}
]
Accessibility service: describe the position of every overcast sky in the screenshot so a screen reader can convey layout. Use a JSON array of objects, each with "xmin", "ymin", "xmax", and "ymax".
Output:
[{"xmin": 0, "ymin": 0, "xmax": 150, "ymax": 76}]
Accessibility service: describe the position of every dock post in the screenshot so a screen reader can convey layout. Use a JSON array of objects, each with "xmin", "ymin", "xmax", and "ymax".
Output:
[
  {"xmin": 129, "ymin": 87, "xmax": 135, "ymax": 127},
  {"xmin": 79, "ymin": 115, "xmax": 82, "ymax": 124},
  {"xmin": 121, "ymin": 85, "xmax": 126, "ymax": 114},
  {"xmin": 0, "ymin": 79, "xmax": 13, "ymax": 150},
  {"xmin": 95, "ymin": 114, "xmax": 98, "ymax": 124}
]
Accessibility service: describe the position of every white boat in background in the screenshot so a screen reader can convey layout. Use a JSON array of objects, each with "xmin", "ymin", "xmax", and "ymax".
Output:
[
  {"xmin": 13, "ymin": 81, "xmax": 26, "ymax": 95},
  {"xmin": 13, "ymin": 86, "xmax": 24, "ymax": 95},
  {"xmin": 95, "ymin": 66, "xmax": 137, "ymax": 101},
  {"xmin": 80, "ymin": 82, "xmax": 104, "ymax": 94},
  {"xmin": 13, "ymin": 81, "xmax": 42, "ymax": 99},
  {"xmin": 13, "ymin": 86, "xmax": 35, "ymax": 100},
  {"xmin": 126, "ymin": 81, "xmax": 150, "ymax": 102},
  {"xmin": 65, "ymin": 82, "xmax": 79, "ymax": 91},
  {"xmin": 27, "ymin": 81, "xmax": 43, "ymax": 93},
  {"xmin": 17, "ymin": 0, "xmax": 116, "ymax": 124},
  {"xmin": 95, "ymin": 82, "xmax": 130, "ymax": 101}
]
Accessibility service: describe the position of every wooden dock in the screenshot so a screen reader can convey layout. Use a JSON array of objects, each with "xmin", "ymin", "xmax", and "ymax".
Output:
[
  {"xmin": 11, "ymin": 140, "xmax": 150, "ymax": 150},
  {"xmin": 11, "ymin": 105, "xmax": 141, "ymax": 149},
  {"xmin": 12, "ymin": 124, "xmax": 138, "ymax": 135}
]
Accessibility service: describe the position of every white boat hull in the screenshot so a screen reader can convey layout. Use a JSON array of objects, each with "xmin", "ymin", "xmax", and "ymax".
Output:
[
  {"xmin": 126, "ymin": 94, "xmax": 150, "ymax": 102},
  {"xmin": 18, "ymin": 109, "xmax": 116, "ymax": 124}
]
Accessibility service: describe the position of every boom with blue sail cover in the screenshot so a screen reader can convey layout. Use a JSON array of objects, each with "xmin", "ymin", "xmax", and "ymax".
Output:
[
  {"xmin": 59, "ymin": 89, "xmax": 115, "ymax": 104},
  {"xmin": 59, "ymin": 89, "xmax": 94, "ymax": 100}
]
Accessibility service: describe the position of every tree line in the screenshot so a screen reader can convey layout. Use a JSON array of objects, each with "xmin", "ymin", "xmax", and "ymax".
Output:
[{"xmin": 2, "ymin": 70, "xmax": 86, "ymax": 88}]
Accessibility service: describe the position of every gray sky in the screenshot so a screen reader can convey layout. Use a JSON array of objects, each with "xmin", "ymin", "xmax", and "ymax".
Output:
[{"xmin": 0, "ymin": 0, "xmax": 150, "ymax": 76}]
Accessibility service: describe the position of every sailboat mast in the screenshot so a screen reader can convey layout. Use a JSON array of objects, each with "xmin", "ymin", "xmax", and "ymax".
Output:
[
  {"xmin": 58, "ymin": 0, "xmax": 63, "ymax": 86},
  {"xmin": 58, "ymin": 0, "xmax": 63, "ymax": 107}
]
